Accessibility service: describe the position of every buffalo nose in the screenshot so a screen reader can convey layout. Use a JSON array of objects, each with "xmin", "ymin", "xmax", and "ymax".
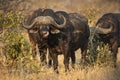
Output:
[
  {"xmin": 42, "ymin": 31, "xmax": 49, "ymax": 38},
  {"xmin": 42, "ymin": 31, "xmax": 47, "ymax": 35}
]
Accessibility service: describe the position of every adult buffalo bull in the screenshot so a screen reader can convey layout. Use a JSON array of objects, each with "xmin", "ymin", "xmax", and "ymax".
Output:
[
  {"xmin": 95, "ymin": 13, "xmax": 120, "ymax": 66},
  {"xmin": 23, "ymin": 8, "xmax": 52, "ymax": 65},
  {"xmin": 23, "ymin": 9, "xmax": 90, "ymax": 73},
  {"xmin": 68, "ymin": 12, "xmax": 89, "ymax": 66}
]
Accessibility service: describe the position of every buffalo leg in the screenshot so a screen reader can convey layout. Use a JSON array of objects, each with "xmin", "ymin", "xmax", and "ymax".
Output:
[
  {"xmin": 49, "ymin": 50, "xmax": 58, "ymax": 73},
  {"xmin": 81, "ymin": 48, "xmax": 87, "ymax": 65},
  {"xmin": 71, "ymin": 52, "xmax": 75, "ymax": 69},
  {"xmin": 63, "ymin": 43, "xmax": 71, "ymax": 72},
  {"xmin": 53, "ymin": 53, "xmax": 58, "ymax": 73},
  {"xmin": 111, "ymin": 41, "xmax": 118, "ymax": 67},
  {"xmin": 48, "ymin": 53, "xmax": 52, "ymax": 67},
  {"xmin": 31, "ymin": 42, "xmax": 37, "ymax": 59},
  {"xmin": 64, "ymin": 51, "xmax": 70, "ymax": 72},
  {"xmin": 39, "ymin": 48, "xmax": 47, "ymax": 65}
]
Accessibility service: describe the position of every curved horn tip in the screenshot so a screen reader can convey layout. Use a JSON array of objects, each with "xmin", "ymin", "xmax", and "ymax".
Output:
[
  {"xmin": 96, "ymin": 26, "xmax": 113, "ymax": 34},
  {"xmin": 51, "ymin": 15, "xmax": 67, "ymax": 29}
]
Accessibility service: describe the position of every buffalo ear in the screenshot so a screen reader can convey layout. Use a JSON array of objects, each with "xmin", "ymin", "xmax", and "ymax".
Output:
[
  {"xmin": 29, "ymin": 29, "xmax": 38, "ymax": 33},
  {"xmin": 50, "ymin": 29, "xmax": 60, "ymax": 34}
]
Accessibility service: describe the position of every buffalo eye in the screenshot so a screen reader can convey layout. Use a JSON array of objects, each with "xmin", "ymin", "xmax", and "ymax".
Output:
[{"xmin": 33, "ymin": 27, "xmax": 38, "ymax": 31}]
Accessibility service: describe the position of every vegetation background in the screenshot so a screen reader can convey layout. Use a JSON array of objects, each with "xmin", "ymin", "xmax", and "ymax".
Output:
[{"xmin": 0, "ymin": 0, "xmax": 120, "ymax": 80}]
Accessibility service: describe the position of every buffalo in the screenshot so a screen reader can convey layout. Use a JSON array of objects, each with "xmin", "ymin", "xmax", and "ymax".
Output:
[
  {"xmin": 94, "ymin": 13, "xmax": 120, "ymax": 66},
  {"xmin": 23, "ymin": 8, "xmax": 51, "ymax": 65},
  {"xmin": 23, "ymin": 9, "xmax": 90, "ymax": 73}
]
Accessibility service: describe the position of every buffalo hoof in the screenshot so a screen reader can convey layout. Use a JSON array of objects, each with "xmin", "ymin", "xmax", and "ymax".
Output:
[
  {"xmin": 47, "ymin": 64, "xmax": 52, "ymax": 68},
  {"xmin": 40, "ymin": 61, "xmax": 47, "ymax": 66},
  {"xmin": 71, "ymin": 64, "xmax": 75, "ymax": 69},
  {"xmin": 54, "ymin": 69, "xmax": 59, "ymax": 74}
]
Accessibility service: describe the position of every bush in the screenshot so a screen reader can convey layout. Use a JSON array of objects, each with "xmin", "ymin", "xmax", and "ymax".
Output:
[
  {"xmin": 0, "ymin": 11, "xmax": 22, "ymax": 28},
  {"xmin": 81, "ymin": 8, "xmax": 101, "ymax": 26},
  {"xmin": 87, "ymin": 33, "xmax": 114, "ymax": 67},
  {"xmin": 0, "ymin": 11, "xmax": 42, "ymax": 74},
  {"xmin": 0, "ymin": 11, "xmax": 30, "ymax": 67},
  {"xmin": 96, "ymin": 44, "xmax": 114, "ymax": 67}
]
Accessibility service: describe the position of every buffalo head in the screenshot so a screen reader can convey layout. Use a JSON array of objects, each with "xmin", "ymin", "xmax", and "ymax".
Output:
[
  {"xmin": 95, "ymin": 14, "xmax": 118, "ymax": 34},
  {"xmin": 23, "ymin": 12, "xmax": 66, "ymax": 38}
]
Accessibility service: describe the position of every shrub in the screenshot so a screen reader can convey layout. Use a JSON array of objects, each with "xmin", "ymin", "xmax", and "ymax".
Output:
[
  {"xmin": 0, "ymin": 11, "xmax": 30, "ymax": 67},
  {"xmin": 87, "ymin": 33, "xmax": 114, "ymax": 67},
  {"xmin": 81, "ymin": 8, "xmax": 101, "ymax": 26},
  {"xmin": 0, "ymin": 11, "xmax": 41, "ymax": 73}
]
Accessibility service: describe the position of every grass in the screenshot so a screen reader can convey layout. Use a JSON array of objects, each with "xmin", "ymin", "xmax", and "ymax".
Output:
[
  {"xmin": 1, "ymin": 35, "xmax": 120, "ymax": 80},
  {"xmin": 0, "ymin": 53, "xmax": 120, "ymax": 80}
]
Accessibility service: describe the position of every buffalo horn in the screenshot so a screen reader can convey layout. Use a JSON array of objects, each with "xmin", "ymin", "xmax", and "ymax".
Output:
[
  {"xmin": 96, "ymin": 25, "xmax": 113, "ymax": 34},
  {"xmin": 23, "ymin": 15, "xmax": 66, "ymax": 29}
]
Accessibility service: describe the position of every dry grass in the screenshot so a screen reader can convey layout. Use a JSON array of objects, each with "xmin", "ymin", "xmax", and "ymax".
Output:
[
  {"xmin": 0, "ymin": 45, "xmax": 120, "ymax": 80},
  {"xmin": 1, "ymin": 41, "xmax": 120, "ymax": 80},
  {"xmin": 0, "ymin": 51, "xmax": 120, "ymax": 80}
]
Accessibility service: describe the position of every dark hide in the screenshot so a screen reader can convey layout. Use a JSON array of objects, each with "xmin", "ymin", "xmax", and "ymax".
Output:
[
  {"xmin": 23, "ymin": 9, "xmax": 90, "ymax": 73},
  {"xmin": 95, "ymin": 13, "xmax": 120, "ymax": 66},
  {"xmin": 23, "ymin": 8, "xmax": 50, "ymax": 65},
  {"xmin": 47, "ymin": 12, "xmax": 90, "ymax": 73}
]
